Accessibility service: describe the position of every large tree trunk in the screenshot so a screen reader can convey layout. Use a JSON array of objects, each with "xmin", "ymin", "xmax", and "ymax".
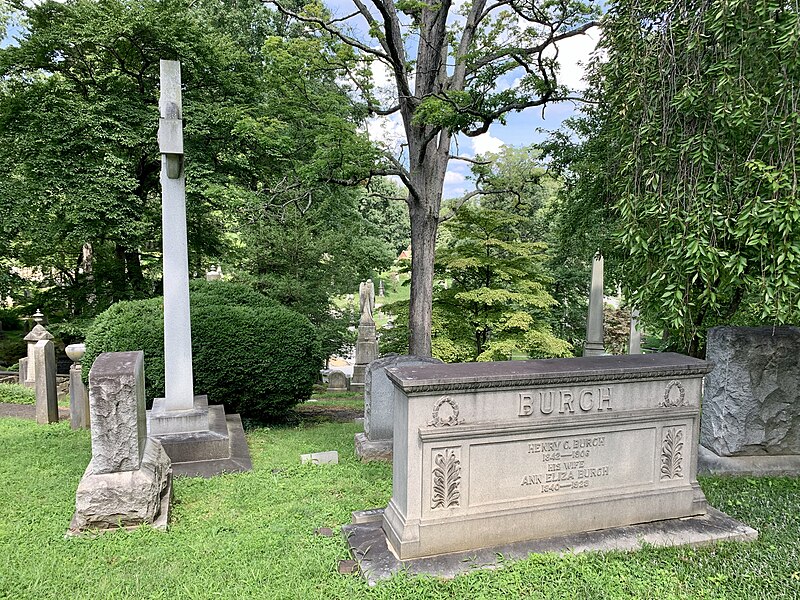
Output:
[{"xmin": 406, "ymin": 128, "xmax": 451, "ymax": 357}]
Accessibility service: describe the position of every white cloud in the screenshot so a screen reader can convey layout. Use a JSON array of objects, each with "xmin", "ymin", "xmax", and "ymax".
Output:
[
  {"xmin": 471, "ymin": 132, "xmax": 504, "ymax": 157},
  {"xmin": 444, "ymin": 171, "xmax": 466, "ymax": 184},
  {"xmin": 546, "ymin": 25, "xmax": 601, "ymax": 91}
]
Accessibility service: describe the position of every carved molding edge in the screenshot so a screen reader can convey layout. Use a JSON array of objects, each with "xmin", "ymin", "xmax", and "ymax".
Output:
[
  {"xmin": 660, "ymin": 427, "xmax": 684, "ymax": 480},
  {"xmin": 393, "ymin": 367, "xmax": 711, "ymax": 394},
  {"xmin": 431, "ymin": 448, "xmax": 461, "ymax": 509},
  {"xmin": 427, "ymin": 396, "xmax": 464, "ymax": 427},
  {"xmin": 660, "ymin": 380, "xmax": 687, "ymax": 407}
]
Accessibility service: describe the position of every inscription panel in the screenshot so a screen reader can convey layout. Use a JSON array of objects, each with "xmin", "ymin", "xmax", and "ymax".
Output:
[{"xmin": 468, "ymin": 427, "xmax": 656, "ymax": 507}]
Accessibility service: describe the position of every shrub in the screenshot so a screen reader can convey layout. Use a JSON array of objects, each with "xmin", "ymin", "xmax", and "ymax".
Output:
[
  {"xmin": 0, "ymin": 383, "xmax": 35, "ymax": 405},
  {"xmin": 83, "ymin": 282, "xmax": 322, "ymax": 421}
]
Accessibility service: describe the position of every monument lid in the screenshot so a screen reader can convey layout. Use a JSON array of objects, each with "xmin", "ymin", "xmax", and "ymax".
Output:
[
  {"xmin": 24, "ymin": 323, "xmax": 54, "ymax": 342},
  {"xmin": 385, "ymin": 353, "xmax": 712, "ymax": 393}
]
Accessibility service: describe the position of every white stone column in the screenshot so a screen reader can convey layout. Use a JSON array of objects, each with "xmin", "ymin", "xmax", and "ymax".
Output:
[
  {"xmin": 629, "ymin": 309, "xmax": 642, "ymax": 355},
  {"xmin": 583, "ymin": 252, "xmax": 605, "ymax": 356},
  {"xmin": 159, "ymin": 59, "xmax": 194, "ymax": 412},
  {"xmin": 66, "ymin": 343, "xmax": 90, "ymax": 429}
]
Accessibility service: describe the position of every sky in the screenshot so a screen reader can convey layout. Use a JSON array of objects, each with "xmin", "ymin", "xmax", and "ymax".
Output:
[{"xmin": 1, "ymin": 2, "xmax": 600, "ymax": 199}]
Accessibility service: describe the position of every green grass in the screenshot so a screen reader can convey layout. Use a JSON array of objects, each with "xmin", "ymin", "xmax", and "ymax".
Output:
[
  {"xmin": 0, "ymin": 382, "xmax": 35, "ymax": 405},
  {"xmin": 0, "ymin": 416, "xmax": 798, "ymax": 599}
]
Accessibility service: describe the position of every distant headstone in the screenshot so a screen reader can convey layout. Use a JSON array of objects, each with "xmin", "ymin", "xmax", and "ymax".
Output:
[
  {"xmin": 351, "ymin": 279, "xmax": 378, "ymax": 391},
  {"xmin": 378, "ymin": 280, "xmax": 385, "ymax": 297},
  {"xmin": 700, "ymin": 326, "xmax": 800, "ymax": 475},
  {"xmin": 69, "ymin": 351, "xmax": 172, "ymax": 534},
  {"xmin": 328, "ymin": 370, "xmax": 348, "ymax": 391},
  {"xmin": 301, "ymin": 450, "xmax": 339, "ymax": 465},
  {"xmin": 66, "ymin": 343, "xmax": 89, "ymax": 430},
  {"xmin": 628, "ymin": 309, "xmax": 642, "ymax": 355},
  {"xmin": 33, "ymin": 339, "xmax": 58, "ymax": 424},
  {"xmin": 17, "ymin": 357, "xmax": 28, "ymax": 386},
  {"xmin": 354, "ymin": 354, "xmax": 442, "ymax": 462},
  {"xmin": 583, "ymin": 253, "xmax": 604, "ymax": 356},
  {"xmin": 23, "ymin": 322, "xmax": 53, "ymax": 388},
  {"xmin": 206, "ymin": 265, "xmax": 222, "ymax": 281}
]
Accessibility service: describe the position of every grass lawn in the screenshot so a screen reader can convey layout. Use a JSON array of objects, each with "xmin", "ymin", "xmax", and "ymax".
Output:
[{"xmin": 1, "ymin": 404, "xmax": 799, "ymax": 599}]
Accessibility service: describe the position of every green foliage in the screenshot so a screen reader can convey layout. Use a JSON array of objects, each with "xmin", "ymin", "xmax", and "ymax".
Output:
[
  {"xmin": 83, "ymin": 282, "xmax": 323, "ymax": 420},
  {"xmin": 1, "ymin": 417, "xmax": 800, "ymax": 598},
  {"xmin": 583, "ymin": 0, "xmax": 800, "ymax": 355},
  {"xmin": 434, "ymin": 203, "xmax": 571, "ymax": 361},
  {"xmin": 0, "ymin": 383, "xmax": 35, "ymax": 405}
]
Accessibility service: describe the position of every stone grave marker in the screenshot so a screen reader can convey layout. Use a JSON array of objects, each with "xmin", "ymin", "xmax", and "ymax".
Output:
[
  {"xmin": 328, "ymin": 370, "xmax": 348, "ymax": 391},
  {"xmin": 351, "ymin": 279, "xmax": 378, "ymax": 391},
  {"xmin": 584, "ymin": 253, "xmax": 604, "ymax": 356},
  {"xmin": 700, "ymin": 326, "xmax": 800, "ymax": 475},
  {"xmin": 66, "ymin": 343, "xmax": 90, "ymax": 429},
  {"xmin": 146, "ymin": 59, "xmax": 251, "ymax": 477},
  {"xmin": 355, "ymin": 354, "xmax": 442, "ymax": 462},
  {"xmin": 343, "ymin": 353, "xmax": 757, "ymax": 582},
  {"xmin": 69, "ymin": 351, "xmax": 171, "ymax": 534},
  {"xmin": 33, "ymin": 339, "xmax": 58, "ymax": 424}
]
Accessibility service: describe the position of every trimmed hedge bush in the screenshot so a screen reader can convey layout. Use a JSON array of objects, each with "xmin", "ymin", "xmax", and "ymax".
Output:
[{"xmin": 83, "ymin": 281, "xmax": 322, "ymax": 421}]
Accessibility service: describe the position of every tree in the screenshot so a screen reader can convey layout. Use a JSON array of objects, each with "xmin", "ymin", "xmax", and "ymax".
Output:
[
  {"xmin": 582, "ymin": 0, "xmax": 800, "ymax": 355},
  {"xmin": 433, "ymin": 203, "xmax": 571, "ymax": 360},
  {"xmin": 265, "ymin": 0, "xmax": 599, "ymax": 356}
]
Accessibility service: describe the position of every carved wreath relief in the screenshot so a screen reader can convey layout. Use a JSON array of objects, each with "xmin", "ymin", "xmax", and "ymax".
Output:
[
  {"xmin": 659, "ymin": 380, "xmax": 686, "ymax": 407},
  {"xmin": 428, "ymin": 396, "xmax": 464, "ymax": 427},
  {"xmin": 431, "ymin": 448, "xmax": 461, "ymax": 509},
  {"xmin": 660, "ymin": 427, "xmax": 684, "ymax": 480}
]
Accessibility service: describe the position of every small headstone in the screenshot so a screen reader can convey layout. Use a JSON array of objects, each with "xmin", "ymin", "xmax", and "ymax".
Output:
[
  {"xmin": 354, "ymin": 354, "xmax": 442, "ymax": 462},
  {"xmin": 628, "ymin": 309, "xmax": 642, "ymax": 355},
  {"xmin": 69, "ymin": 351, "xmax": 172, "ymax": 534},
  {"xmin": 378, "ymin": 280, "xmax": 385, "ymax": 297},
  {"xmin": 327, "ymin": 370, "xmax": 348, "ymax": 392},
  {"xmin": 33, "ymin": 339, "xmax": 58, "ymax": 424},
  {"xmin": 301, "ymin": 450, "xmax": 339, "ymax": 465}
]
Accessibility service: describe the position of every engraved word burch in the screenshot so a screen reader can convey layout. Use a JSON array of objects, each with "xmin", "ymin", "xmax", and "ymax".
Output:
[{"xmin": 383, "ymin": 353, "xmax": 712, "ymax": 560}]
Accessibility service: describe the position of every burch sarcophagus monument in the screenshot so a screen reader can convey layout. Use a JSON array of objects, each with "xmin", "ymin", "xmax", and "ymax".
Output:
[{"xmin": 344, "ymin": 353, "xmax": 757, "ymax": 579}]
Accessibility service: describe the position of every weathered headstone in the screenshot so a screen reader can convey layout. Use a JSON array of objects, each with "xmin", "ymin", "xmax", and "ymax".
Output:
[
  {"xmin": 629, "ymin": 309, "xmax": 642, "ymax": 355},
  {"xmin": 301, "ymin": 450, "xmax": 339, "ymax": 465},
  {"xmin": 66, "ymin": 343, "xmax": 90, "ymax": 430},
  {"xmin": 583, "ymin": 253, "xmax": 605, "ymax": 356},
  {"xmin": 206, "ymin": 265, "xmax": 222, "ymax": 281},
  {"xmin": 69, "ymin": 351, "xmax": 172, "ymax": 534},
  {"xmin": 351, "ymin": 279, "xmax": 378, "ymax": 391},
  {"xmin": 700, "ymin": 326, "xmax": 800, "ymax": 475},
  {"xmin": 23, "ymin": 322, "xmax": 53, "ymax": 388},
  {"xmin": 343, "ymin": 354, "xmax": 757, "ymax": 580},
  {"xmin": 378, "ymin": 280, "xmax": 385, "ymax": 297},
  {"xmin": 354, "ymin": 354, "xmax": 442, "ymax": 462},
  {"xmin": 328, "ymin": 370, "xmax": 348, "ymax": 391},
  {"xmin": 17, "ymin": 357, "xmax": 28, "ymax": 386},
  {"xmin": 145, "ymin": 59, "xmax": 251, "ymax": 477},
  {"xmin": 33, "ymin": 339, "xmax": 58, "ymax": 424}
]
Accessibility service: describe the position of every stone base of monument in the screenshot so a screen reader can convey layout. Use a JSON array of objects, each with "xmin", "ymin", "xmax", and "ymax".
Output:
[
  {"xmin": 67, "ymin": 438, "xmax": 173, "ymax": 536},
  {"xmin": 342, "ymin": 507, "xmax": 757, "ymax": 584},
  {"xmin": 146, "ymin": 396, "xmax": 252, "ymax": 478},
  {"xmin": 354, "ymin": 432, "xmax": 392, "ymax": 462},
  {"xmin": 698, "ymin": 445, "xmax": 800, "ymax": 476}
]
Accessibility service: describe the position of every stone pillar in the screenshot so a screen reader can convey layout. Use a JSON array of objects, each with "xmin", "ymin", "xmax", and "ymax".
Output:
[
  {"xmin": 33, "ymin": 339, "xmax": 58, "ymax": 424},
  {"xmin": 66, "ymin": 343, "xmax": 90, "ymax": 430},
  {"xmin": 351, "ymin": 279, "xmax": 379, "ymax": 391},
  {"xmin": 69, "ymin": 351, "xmax": 172, "ymax": 533},
  {"xmin": 628, "ymin": 309, "xmax": 642, "ymax": 355},
  {"xmin": 23, "ymin": 321, "xmax": 54, "ymax": 388},
  {"xmin": 583, "ymin": 253, "xmax": 605, "ymax": 356},
  {"xmin": 17, "ymin": 357, "xmax": 28, "ymax": 386},
  {"xmin": 378, "ymin": 280, "xmax": 385, "ymax": 297},
  {"xmin": 149, "ymin": 58, "xmax": 207, "ymax": 434}
]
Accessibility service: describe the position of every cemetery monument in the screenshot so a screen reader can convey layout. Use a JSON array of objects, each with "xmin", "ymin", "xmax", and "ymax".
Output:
[
  {"xmin": 583, "ymin": 252, "xmax": 605, "ymax": 356},
  {"xmin": 351, "ymin": 279, "xmax": 378, "ymax": 391},
  {"xmin": 343, "ymin": 353, "xmax": 757, "ymax": 582},
  {"xmin": 146, "ymin": 59, "xmax": 251, "ymax": 477}
]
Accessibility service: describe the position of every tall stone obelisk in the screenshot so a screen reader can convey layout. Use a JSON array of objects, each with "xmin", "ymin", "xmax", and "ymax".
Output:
[
  {"xmin": 149, "ymin": 60, "xmax": 207, "ymax": 434},
  {"xmin": 583, "ymin": 252, "xmax": 605, "ymax": 356}
]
